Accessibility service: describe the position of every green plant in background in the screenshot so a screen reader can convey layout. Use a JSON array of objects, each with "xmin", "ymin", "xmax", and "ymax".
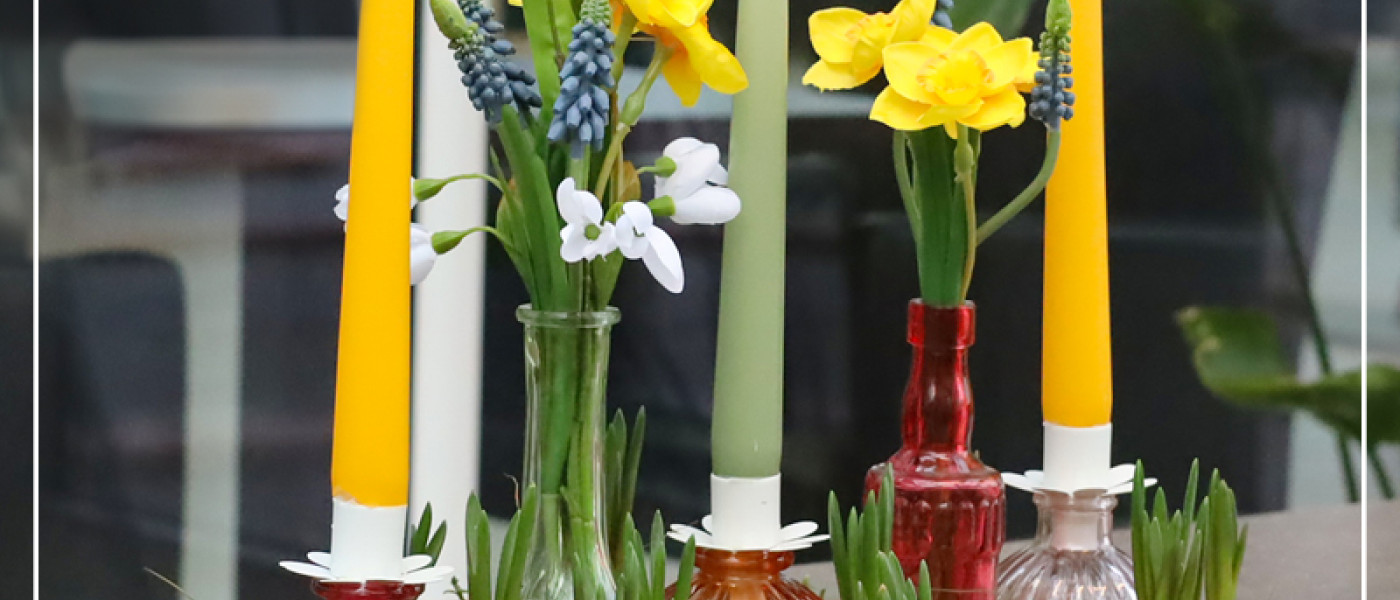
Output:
[
  {"xmin": 1168, "ymin": 0, "xmax": 1395, "ymax": 502},
  {"xmin": 1131, "ymin": 461, "xmax": 1247, "ymax": 600},
  {"xmin": 828, "ymin": 470, "xmax": 939, "ymax": 600},
  {"xmin": 449, "ymin": 485, "xmax": 697, "ymax": 600}
]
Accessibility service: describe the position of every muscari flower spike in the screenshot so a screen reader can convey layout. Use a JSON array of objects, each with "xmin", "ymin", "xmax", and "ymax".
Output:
[
  {"xmin": 1029, "ymin": 0, "xmax": 1075, "ymax": 129},
  {"xmin": 548, "ymin": 0, "xmax": 616, "ymax": 157},
  {"xmin": 933, "ymin": 0, "xmax": 954, "ymax": 30},
  {"xmin": 449, "ymin": 0, "xmax": 542, "ymax": 123}
]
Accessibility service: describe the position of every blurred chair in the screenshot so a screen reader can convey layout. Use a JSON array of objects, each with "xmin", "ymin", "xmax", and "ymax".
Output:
[
  {"xmin": 48, "ymin": 37, "xmax": 356, "ymax": 600},
  {"xmin": 40, "ymin": 252, "xmax": 186, "ymax": 599}
]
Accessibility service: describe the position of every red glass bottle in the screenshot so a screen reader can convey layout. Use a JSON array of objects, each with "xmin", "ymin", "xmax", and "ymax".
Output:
[
  {"xmin": 311, "ymin": 581, "xmax": 426, "ymax": 600},
  {"xmin": 864, "ymin": 301, "xmax": 1005, "ymax": 598},
  {"xmin": 665, "ymin": 548, "xmax": 823, "ymax": 600}
]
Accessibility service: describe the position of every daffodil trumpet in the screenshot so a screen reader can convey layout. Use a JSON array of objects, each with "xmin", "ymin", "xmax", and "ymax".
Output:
[{"xmin": 805, "ymin": 0, "xmax": 1074, "ymax": 307}]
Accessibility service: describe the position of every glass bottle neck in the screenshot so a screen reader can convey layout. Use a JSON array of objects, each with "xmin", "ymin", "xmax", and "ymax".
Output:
[
  {"xmin": 693, "ymin": 548, "xmax": 794, "ymax": 582},
  {"xmin": 1032, "ymin": 492, "xmax": 1116, "ymax": 551},
  {"xmin": 901, "ymin": 301, "xmax": 975, "ymax": 453}
]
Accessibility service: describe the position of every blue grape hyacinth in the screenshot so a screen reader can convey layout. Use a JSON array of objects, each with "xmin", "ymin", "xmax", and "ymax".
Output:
[
  {"xmin": 548, "ymin": 14, "xmax": 616, "ymax": 156},
  {"xmin": 451, "ymin": 0, "xmax": 542, "ymax": 123},
  {"xmin": 933, "ymin": 0, "xmax": 954, "ymax": 29},
  {"xmin": 1029, "ymin": 3, "xmax": 1075, "ymax": 129}
]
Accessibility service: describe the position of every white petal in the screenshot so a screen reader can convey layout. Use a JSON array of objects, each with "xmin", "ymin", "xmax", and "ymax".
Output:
[
  {"xmin": 701, "ymin": 515, "xmax": 715, "ymax": 532},
  {"xmin": 410, "ymin": 225, "xmax": 437, "ymax": 285},
  {"xmin": 308, "ymin": 552, "xmax": 333, "ymax": 567},
  {"xmin": 404, "ymin": 565, "xmax": 455, "ymax": 584},
  {"xmin": 641, "ymin": 227, "xmax": 684, "ymax": 293},
  {"xmin": 658, "ymin": 143, "xmax": 721, "ymax": 200},
  {"xmin": 334, "ymin": 184, "xmax": 350, "ymax": 222},
  {"xmin": 280, "ymin": 561, "xmax": 332, "ymax": 580},
  {"xmin": 614, "ymin": 207, "xmax": 652, "ymax": 260},
  {"xmin": 403, "ymin": 555, "xmax": 433, "ymax": 572},
  {"xmin": 707, "ymin": 162, "xmax": 729, "ymax": 186},
  {"xmin": 560, "ymin": 225, "xmax": 590, "ymax": 263},
  {"xmin": 557, "ymin": 178, "xmax": 602, "ymax": 226},
  {"xmin": 663, "ymin": 137, "xmax": 706, "ymax": 159},
  {"xmin": 411, "ymin": 246, "xmax": 437, "ymax": 285},
  {"xmin": 779, "ymin": 521, "xmax": 820, "ymax": 540},
  {"xmin": 672, "ymin": 187, "xmax": 742, "ymax": 225},
  {"xmin": 620, "ymin": 201, "xmax": 654, "ymax": 232}
]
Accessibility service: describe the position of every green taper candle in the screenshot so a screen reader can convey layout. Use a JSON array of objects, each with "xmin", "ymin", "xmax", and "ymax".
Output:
[{"xmin": 712, "ymin": 0, "xmax": 788, "ymax": 479}]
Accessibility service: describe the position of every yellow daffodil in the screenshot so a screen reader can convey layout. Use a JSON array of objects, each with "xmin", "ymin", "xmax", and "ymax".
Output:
[
  {"xmin": 611, "ymin": 0, "xmax": 746, "ymax": 106},
  {"xmin": 870, "ymin": 23, "xmax": 1038, "ymax": 136},
  {"xmin": 802, "ymin": 0, "xmax": 937, "ymax": 91},
  {"xmin": 644, "ymin": 18, "xmax": 747, "ymax": 106}
]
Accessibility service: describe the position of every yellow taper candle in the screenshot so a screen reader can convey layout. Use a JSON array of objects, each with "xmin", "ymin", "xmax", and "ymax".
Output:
[
  {"xmin": 1043, "ymin": 0, "xmax": 1112, "ymax": 427},
  {"xmin": 331, "ymin": 0, "xmax": 416, "ymax": 508}
]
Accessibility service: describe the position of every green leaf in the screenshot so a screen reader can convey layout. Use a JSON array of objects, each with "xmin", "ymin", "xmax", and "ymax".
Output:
[
  {"xmin": 1174, "ymin": 307, "xmax": 1400, "ymax": 442},
  {"xmin": 948, "ymin": 0, "xmax": 1035, "ymax": 36},
  {"xmin": 649, "ymin": 511, "xmax": 666, "ymax": 600},
  {"xmin": 410, "ymin": 503, "xmax": 434, "ymax": 555},
  {"xmin": 674, "ymin": 536, "xmax": 697, "ymax": 600}
]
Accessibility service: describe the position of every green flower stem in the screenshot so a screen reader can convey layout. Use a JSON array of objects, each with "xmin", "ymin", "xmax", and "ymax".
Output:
[
  {"xmin": 593, "ymin": 45, "xmax": 672, "ymax": 200},
  {"xmin": 977, "ymin": 129, "xmax": 1062, "ymax": 244},
  {"xmin": 954, "ymin": 125, "xmax": 977, "ymax": 302},
  {"xmin": 612, "ymin": 12, "xmax": 639, "ymax": 83},
  {"xmin": 893, "ymin": 132, "xmax": 919, "ymax": 247}
]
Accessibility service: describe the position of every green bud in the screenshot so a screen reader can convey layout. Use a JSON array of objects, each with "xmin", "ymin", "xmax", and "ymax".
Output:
[
  {"xmin": 430, "ymin": 0, "xmax": 477, "ymax": 42},
  {"xmin": 651, "ymin": 156, "xmax": 678, "ymax": 177},
  {"xmin": 647, "ymin": 195, "xmax": 676, "ymax": 217},
  {"xmin": 432, "ymin": 230, "xmax": 470, "ymax": 254},
  {"xmin": 414, "ymin": 177, "xmax": 453, "ymax": 202},
  {"xmin": 585, "ymin": 223, "xmax": 602, "ymax": 240},
  {"xmin": 621, "ymin": 92, "xmax": 647, "ymax": 127}
]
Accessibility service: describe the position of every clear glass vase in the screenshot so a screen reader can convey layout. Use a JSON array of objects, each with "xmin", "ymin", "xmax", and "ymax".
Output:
[
  {"xmin": 864, "ymin": 301, "xmax": 1005, "ymax": 598},
  {"xmin": 311, "ymin": 581, "xmax": 426, "ymax": 600},
  {"xmin": 518, "ymin": 306, "xmax": 621, "ymax": 600},
  {"xmin": 996, "ymin": 492, "xmax": 1136, "ymax": 600},
  {"xmin": 665, "ymin": 548, "xmax": 824, "ymax": 600}
]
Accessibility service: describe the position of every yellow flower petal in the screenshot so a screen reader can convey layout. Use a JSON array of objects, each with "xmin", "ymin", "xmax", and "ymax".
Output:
[
  {"xmin": 803, "ymin": 60, "xmax": 865, "ymax": 91},
  {"xmin": 662, "ymin": 49, "xmax": 704, "ymax": 106},
  {"xmin": 808, "ymin": 8, "xmax": 866, "ymax": 64},
  {"xmin": 673, "ymin": 22, "xmax": 749, "ymax": 95},
  {"xmin": 655, "ymin": 0, "xmax": 712, "ymax": 29},
  {"xmin": 891, "ymin": 0, "xmax": 938, "ymax": 42},
  {"xmin": 882, "ymin": 42, "xmax": 942, "ymax": 104},
  {"xmin": 919, "ymin": 26, "xmax": 957, "ymax": 52},
  {"xmin": 871, "ymin": 87, "xmax": 937, "ymax": 131},
  {"xmin": 960, "ymin": 87, "xmax": 1026, "ymax": 131},
  {"xmin": 509, "ymin": 0, "xmax": 520, "ymax": 5},
  {"xmin": 980, "ymin": 38, "xmax": 1035, "ymax": 90},
  {"xmin": 950, "ymin": 22, "xmax": 1004, "ymax": 53}
]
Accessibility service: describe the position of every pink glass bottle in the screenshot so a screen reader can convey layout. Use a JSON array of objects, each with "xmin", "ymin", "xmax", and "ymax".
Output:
[
  {"xmin": 864, "ymin": 301, "xmax": 1005, "ymax": 598},
  {"xmin": 311, "ymin": 581, "xmax": 426, "ymax": 600}
]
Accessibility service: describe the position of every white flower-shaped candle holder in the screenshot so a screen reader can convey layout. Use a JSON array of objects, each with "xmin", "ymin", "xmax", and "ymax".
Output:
[
  {"xmin": 667, "ymin": 474, "xmax": 829, "ymax": 552},
  {"xmin": 280, "ymin": 553, "xmax": 452, "ymax": 585},
  {"xmin": 280, "ymin": 499, "xmax": 452, "ymax": 588}
]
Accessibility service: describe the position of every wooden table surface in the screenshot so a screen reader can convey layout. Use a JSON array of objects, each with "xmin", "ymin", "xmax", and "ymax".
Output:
[{"xmin": 789, "ymin": 500, "xmax": 1375, "ymax": 599}]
